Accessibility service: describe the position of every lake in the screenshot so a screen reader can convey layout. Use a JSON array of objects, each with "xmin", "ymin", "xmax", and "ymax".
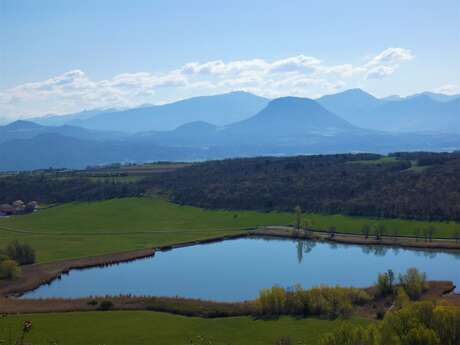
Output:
[{"xmin": 21, "ymin": 237, "xmax": 460, "ymax": 301}]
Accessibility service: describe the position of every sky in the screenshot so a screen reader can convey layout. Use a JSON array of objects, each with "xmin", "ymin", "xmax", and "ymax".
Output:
[{"xmin": 1, "ymin": 0, "xmax": 459, "ymax": 121}]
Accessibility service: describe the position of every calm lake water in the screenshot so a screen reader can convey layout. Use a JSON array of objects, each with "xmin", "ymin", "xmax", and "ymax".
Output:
[{"xmin": 22, "ymin": 237, "xmax": 460, "ymax": 301}]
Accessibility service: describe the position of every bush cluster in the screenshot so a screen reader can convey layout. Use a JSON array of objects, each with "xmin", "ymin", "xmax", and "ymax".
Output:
[
  {"xmin": 5, "ymin": 240, "xmax": 36, "ymax": 265},
  {"xmin": 256, "ymin": 285, "xmax": 372, "ymax": 319},
  {"xmin": 375, "ymin": 268, "xmax": 428, "ymax": 301},
  {"xmin": 320, "ymin": 301, "xmax": 460, "ymax": 345},
  {"xmin": 0, "ymin": 241, "xmax": 36, "ymax": 280}
]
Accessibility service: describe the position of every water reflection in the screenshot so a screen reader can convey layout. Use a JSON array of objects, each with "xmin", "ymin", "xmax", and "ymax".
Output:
[
  {"xmin": 296, "ymin": 240, "xmax": 317, "ymax": 263},
  {"xmin": 21, "ymin": 237, "xmax": 460, "ymax": 301}
]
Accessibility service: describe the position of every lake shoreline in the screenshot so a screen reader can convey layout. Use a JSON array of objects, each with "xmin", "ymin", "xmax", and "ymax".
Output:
[{"xmin": 0, "ymin": 227, "xmax": 459, "ymax": 299}]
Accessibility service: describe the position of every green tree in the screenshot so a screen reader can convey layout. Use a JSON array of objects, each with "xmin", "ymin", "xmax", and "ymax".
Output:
[
  {"xmin": 427, "ymin": 226, "xmax": 435, "ymax": 242},
  {"xmin": 454, "ymin": 228, "xmax": 460, "ymax": 244},
  {"xmin": 375, "ymin": 224, "xmax": 385, "ymax": 241},
  {"xmin": 0, "ymin": 259, "xmax": 21, "ymax": 280},
  {"xmin": 362, "ymin": 224, "xmax": 371, "ymax": 239},
  {"xmin": 294, "ymin": 206, "xmax": 302, "ymax": 230},
  {"xmin": 376, "ymin": 269, "xmax": 395, "ymax": 296},
  {"xmin": 399, "ymin": 268, "xmax": 428, "ymax": 300},
  {"xmin": 328, "ymin": 226, "xmax": 336, "ymax": 238},
  {"xmin": 5, "ymin": 241, "xmax": 36, "ymax": 265},
  {"xmin": 320, "ymin": 301, "xmax": 460, "ymax": 345},
  {"xmin": 415, "ymin": 228, "xmax": 421, "ymax": 242}
]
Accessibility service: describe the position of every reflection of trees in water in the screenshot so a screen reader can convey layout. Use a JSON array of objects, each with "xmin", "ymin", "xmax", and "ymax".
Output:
[
  {"xmin": 361, "ymin": 245, "xmax": 388, "ymax": 257},
  {"xmin": 423, "ymin": 251, "xmax": 437, "ymax": 259},
  {"xmin": 296, "ymin": 240, "xmax": 317, "ymax": 263},
  {"xmin": 450, "ymin": 252, "xmax": 460, "ymax": 260}
]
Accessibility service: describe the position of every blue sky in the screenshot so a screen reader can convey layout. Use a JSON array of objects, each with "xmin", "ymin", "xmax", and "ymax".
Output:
[{"xmin": 1, "ymin": 0, "xmax": 459, "ymax": 120}]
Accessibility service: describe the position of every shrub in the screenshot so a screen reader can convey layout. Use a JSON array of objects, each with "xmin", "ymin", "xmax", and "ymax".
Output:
[
  {"xmin": 394, "ymin": 287, "xmax": 411, "ymax": 309},
  {"xmin": 399, "ymin": 268, "xmax": 428, "ymax": 300},
  {"xmin": 5, "ymin": 241, "xmax": 36, "ymax": 265},
  {"xmin": 87, "ymin": 299, "xmax": 98, "ymax": 306},
  {"xmin": 98, "ymin": 300, "xmax": 114, "ymax": 310},
  {"xmin": 376, "ymin": 269, "xmax": 395, "ymax": 297},
  {"xmin": 0, "ymin": 259, "xmax": 21, "ymax": 280}
]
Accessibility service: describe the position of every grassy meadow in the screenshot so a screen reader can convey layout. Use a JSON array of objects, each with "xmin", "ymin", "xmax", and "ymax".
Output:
[
  {"xmin": 0, "ymin": 197, "xmax": 292, "ymax": 263},
  {"xmin": 0, "ymin": 197, "xmax": 458, "ymax": 263},
  {"xmin": 1, "ymin": 311, "xmax": 369, "ymax": 345}
]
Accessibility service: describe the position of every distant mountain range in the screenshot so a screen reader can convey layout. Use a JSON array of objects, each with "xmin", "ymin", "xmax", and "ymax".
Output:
[
  {"xmin": 0, "ymin": 120, "xmax": 127, "ymax": 143},
  {"xmin": 0, "ymin": 89, "xmax": 459, "ymax": 171},
  {"xmin": 317, "ymin": 89, "xmax": 460, "ymax": 133},
  {"xmin": 31, "ymin": 91, "xmax": 269, "ymax": 132}
]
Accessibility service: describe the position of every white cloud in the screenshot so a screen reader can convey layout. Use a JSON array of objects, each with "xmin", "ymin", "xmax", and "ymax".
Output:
[
  {"xmin": 366, "ymin": 65, "xmax": 397, "ymax": 79},
  {"xmin": 268, "ymin": 55, "xmax": 321, "ymax": 73},
  {"xmin": 365, "ymin": 47, "xmax": 415, "ymax": 67},
  {"xmin": 433, "ymin": 84, "xmax": 460, "ymax": 95},
  {"xmin": 364, "ymin": 48, "xmax": 415, "ymax": 79},
  {"xmin": 0, "ymin": 47, "xmax": 416, "ymax": 121}
]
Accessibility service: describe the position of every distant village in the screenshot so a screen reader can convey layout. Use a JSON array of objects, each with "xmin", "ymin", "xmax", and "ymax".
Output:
[{"xmin": 0, "ymin": 200, "xmax": 39, "ymax": 217}]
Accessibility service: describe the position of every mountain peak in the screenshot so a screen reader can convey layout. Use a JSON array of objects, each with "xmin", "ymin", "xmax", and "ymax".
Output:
[
  {"xmin": 5, "ymin": 120, "xmax": 42, "ymax": 130},
  {"xmin": 228, "ymin": 96, "xmax": 356, "ymax": 138},
  {"xmin": 330, "ymin": 88, "xmax": 377, "ymax": 100}
]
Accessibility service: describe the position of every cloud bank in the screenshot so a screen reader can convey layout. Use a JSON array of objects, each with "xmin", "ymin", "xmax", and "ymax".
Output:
[{"xmin": 0, "ymin": 47, "xmax": 415, "ymax": 121}]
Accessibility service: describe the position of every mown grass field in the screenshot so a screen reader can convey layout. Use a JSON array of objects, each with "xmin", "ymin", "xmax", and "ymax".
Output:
[
  {"xmin": 0, "ymin": 197, "xmax": 458, "ymax": 263},
  {"xmin": 1, "ymin": 311, "xmax": 369, "ymax": 345},
  {"xmin": 0, "ymin": 198, "xmax": 292, "ymax": 263}
]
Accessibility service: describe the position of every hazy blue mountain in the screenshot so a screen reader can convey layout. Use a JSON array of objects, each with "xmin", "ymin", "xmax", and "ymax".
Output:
[
  {"xmin": 0, "ymin": 133, "xmax": 202, "ymax": 171},
  {"xmin": 2, "ymin": 94, "xmax": 459, "ymax": 171},
  {"xmin": 0, "ymin": 120, "xmax": 127, "ymax": 143},
  {"xmin": 359, "ymin": 95, "xmax": 460, "ymax": 133},
  {"xmin": 134, "ymin": 97, "xmax": 359, "ymax": 146},
  {"xmin": 316, "ymin": 88, "xmax": 383, "ymax": 125},
  {"xmin": 381, "ymin": 92, "xmax": 460, "ymax": 103},
  {"xmin": 411, "ymin": 92, "xmax": 460, "ymax": 103},
  {"xmin": 223, "ymin": 97, "xmax": 358, "ymax": 141},
  {"xmin": 69, "ymin": 91, "xmax": 269, "ymax": 132},
  {"xmin": 30, "ymin": 108, "xmax": 120, "ymax": 126},
  {"xmin": 317, "ymin": 89, "xmax": 459, "ymax": 133},
  {"xmin": 134, "ymin": 121, "xmax": 219, "ymax": 146},
  {"xmin": 134, "ymin": 96, "xmax": 459, "ymax": 148}
]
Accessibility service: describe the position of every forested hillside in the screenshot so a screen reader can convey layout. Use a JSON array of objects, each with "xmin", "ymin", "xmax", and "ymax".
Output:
[
  {"xmin": 144, "ymin": 152, "xmax": 460, "ymax": 221},
  {"xmin": 1, "ymin": 152, "xmax": 459, "ymax": 221}
]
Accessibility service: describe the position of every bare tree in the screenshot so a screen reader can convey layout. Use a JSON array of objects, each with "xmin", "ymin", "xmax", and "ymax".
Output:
[{"xmin": 361, "ymin": 224, "xmax": 370, "ymax": 239}]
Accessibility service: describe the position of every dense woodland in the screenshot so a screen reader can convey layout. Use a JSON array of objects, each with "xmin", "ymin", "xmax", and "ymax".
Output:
[
  {"xmin": 0, "ymin": 175, "xmax": 142, "ymax": 204},
  {"xmin": 144, "ymin": 152, "xmax": 460, "ymax": 221},
  {"xmin": 1, "ymin": 152, "xmax": 460, "ymax": 221}
]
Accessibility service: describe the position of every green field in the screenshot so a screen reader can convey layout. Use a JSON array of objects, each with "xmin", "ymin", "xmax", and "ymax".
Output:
[
  {"xmin": 0, "ymin": 197, "xmax": 457, "ymax": 263},
  {"xmin": 0, "ymin": 198, "xmax": 292, "ymax": 263},
  {"xmin": 1, "ymin": 311, "xmax": 368, "ymax": 345}
]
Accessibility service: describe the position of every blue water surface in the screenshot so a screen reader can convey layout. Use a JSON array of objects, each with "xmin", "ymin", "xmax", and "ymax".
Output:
[{"xmin": 22, "ymin": 238, "xmax": 460, "ymax": 301}]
